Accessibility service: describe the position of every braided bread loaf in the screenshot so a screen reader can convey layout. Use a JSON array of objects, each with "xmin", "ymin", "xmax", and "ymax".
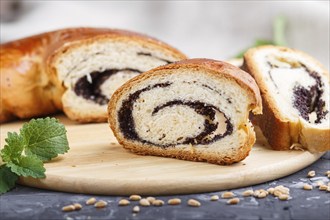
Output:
[
  {"xmin": 108, "ymin": 59, "xmax": 262, "ymax": 165},
  {"xmin": 0, "ymin": 28, "xmax": 186, "ymax": 123}
]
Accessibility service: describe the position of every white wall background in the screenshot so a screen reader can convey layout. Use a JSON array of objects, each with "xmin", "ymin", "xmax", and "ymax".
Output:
[{"xmin": 1, "ymin": 1, "xmax": 329, "ymax": 68}]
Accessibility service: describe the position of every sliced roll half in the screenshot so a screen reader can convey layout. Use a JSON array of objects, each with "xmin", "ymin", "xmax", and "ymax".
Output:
[
  {"xmin": 108, "ymin": 59, "xmax": 262, "ymax": 165},
  {"xmin": 0, "ymin": 28, "xmax": 186, "ymax": 123},
  {"xmin": 48, "ymin": 28, "xmax": 187, "ymax": 122},
  {"xmin": 243, "ymin": 46, "xmax": 330, "ymax": 152}
]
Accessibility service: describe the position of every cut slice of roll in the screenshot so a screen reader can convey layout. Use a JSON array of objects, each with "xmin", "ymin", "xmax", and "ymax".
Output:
[
  {"xmin": 108, "ymin": 59, "xmax": 262, "ymax": 165},
  {"xmin": 243, "ymin": 46, "xmax": 330, "ymax": 152},
  {"xmin": 0, "ymin": 28, "xmax": 186, "ymax": 123}
]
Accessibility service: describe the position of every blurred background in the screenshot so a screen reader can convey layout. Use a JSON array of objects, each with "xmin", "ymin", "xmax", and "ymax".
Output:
[{"xmin": 0, "ymin": 0, "xmax": 329, "ymax": 68}]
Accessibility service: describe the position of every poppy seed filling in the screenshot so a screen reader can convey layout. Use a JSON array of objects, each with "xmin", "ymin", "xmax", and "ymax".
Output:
[
  {"xmin": 268, "ymin": 60, "xmax": 328, "ymax": 124},
  {"xmin": 118, "ymin": 82, "xmax": 234, "ymax": 147},
  {"xmin": 73, "ymin": 52, "xmax": 173, "ymax": 106},
  {"xmin": 74, "ymin": 69, "xmax": 141, "ymax": 105},
  {"xmin": 293, "ymin": 68, "xmax": 328, "ymax": 123}
]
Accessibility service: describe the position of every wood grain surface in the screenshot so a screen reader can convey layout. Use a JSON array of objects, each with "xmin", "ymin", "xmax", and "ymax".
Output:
[{"xmin": 0, "ymin": 115, "xmax": 323, "ymax": 196}]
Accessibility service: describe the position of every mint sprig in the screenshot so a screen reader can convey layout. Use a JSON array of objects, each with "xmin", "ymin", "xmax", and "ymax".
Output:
[
  {"xmin": 0, "ymin": 165, "xmax": 18, "ymax": 194},
  {"xmin": 0, "ymin": 117, "xmax": 69, "ymax": 194},
  {"xmin": 20, "ymin": 118, "xmax": 69, "ymax": 161}
]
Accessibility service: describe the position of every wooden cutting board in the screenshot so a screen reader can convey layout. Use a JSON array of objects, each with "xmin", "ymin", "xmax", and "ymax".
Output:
[{"xmin": 0, "ymin": 115, "xmax": 323, "ymax": 196}]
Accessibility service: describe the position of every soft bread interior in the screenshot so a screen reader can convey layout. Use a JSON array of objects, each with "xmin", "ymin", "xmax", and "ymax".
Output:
[
  {"xmin": 115, "ymin": 68, "xmax": 255, "ymax": 155},
  {"xmin": 252, "ymin": 48, "xmax": 329, "ymax": 128},
  {"xmin": 53, "ymin": 38, "xmax": 182, "ymax": 121},
  {"xmin": 245, "ymin": 46, "xmax": 330, "ymax": 152}
]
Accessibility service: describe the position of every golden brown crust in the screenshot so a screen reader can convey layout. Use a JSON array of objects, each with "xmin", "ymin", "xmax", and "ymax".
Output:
[
  {"xmin": 180, "ymin": 59, "xmax": 263, "ymax": 114},
  {"xmin": 243, "ymin": 45, "xmax": 330, "ymax": 152},
  {"xmin": 109, "ymin": 58, "xmax": 262, "ymax": 115},
  {"xmin": 248, "ymin": 95, "xmax": 292, "ymax": 150},
  {"xmin": 0, "ymin": 27, "xmax": 186, "ymax": 123},
  {"xmin": 242, "ymin": 48, "xmax": 291, "ymax": 150},
  {"xmin": 117, "ymin": 123, "xmax": 255, "ymax": 165},
  {"xmin": 108, "ymin": 59, "xmax": 261, "ymax": 165},
  {"xmin": 0, "ymin": 47, "xmax": 61, "ymax": 121},
  {"xmin": 300, "ymin": 126, "xmax": 330, "ymax": 152}
]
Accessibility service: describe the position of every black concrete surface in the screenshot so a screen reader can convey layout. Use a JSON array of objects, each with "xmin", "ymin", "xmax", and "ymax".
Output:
[{"xmin": 1, "ymin": 152, "xmax": 329, "ymax": 220}]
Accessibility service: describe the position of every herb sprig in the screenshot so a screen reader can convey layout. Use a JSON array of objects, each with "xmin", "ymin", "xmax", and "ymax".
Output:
[{"xmin": 0, "ymin": 117, "xmax": 69, "ymax": 194}]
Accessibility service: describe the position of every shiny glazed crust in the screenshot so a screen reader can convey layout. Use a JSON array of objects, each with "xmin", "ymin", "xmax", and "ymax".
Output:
[
  {"xmin": 108, "ymin": 59, "xmax": 262, "ymax": 165},
  {"xmin": 0, "ymin": 27, "xmax": 186, "ymax": 123},
  {"xmin": 243, "ymin": 46, "xmax": 330, "ymax": 152}
]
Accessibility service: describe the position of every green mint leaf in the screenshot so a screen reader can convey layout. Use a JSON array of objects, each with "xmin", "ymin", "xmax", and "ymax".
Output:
[
  {"xmin": 0, "ymin": 117, "xmax": 70, "ymax": 194},
  {"xmin": 0, "ymin": 165, "xmax": 19, "ymax": 194},
  {"xmin": 1, "ymin": 132, "xmax": 25, "ymax": 163},
  {"xmin": 7, "ymin": 155, "xmax": 45, "ymax": 178},
  {"xmin": 20, "ymin": 117, "xmax": 69, "ymax": 161}
]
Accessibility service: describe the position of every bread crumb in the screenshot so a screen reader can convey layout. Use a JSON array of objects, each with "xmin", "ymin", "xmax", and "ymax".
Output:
[
  {"xmin": 242, "ymin": 190, "xmax": 254, "ymax": 197},
  {"xmin": 62, "ymin": 205, "xmax": 75, "ymax": 212},
  {"xmin": 227, "ymin": 198, "xmax": 240, "ymax": 205},
  {"xmin": 86, "ymin": 197, "xmax": 96, "ymax": 205},
  {"xmin": 267, "ymin": 188, "xmax": 275, "ymax": 194},
  {"xmin": 129, "ymin": 195, "xmax": 142, "ymax": 201},
  {"xmin": 73, "ymin": 203, "xmax": 82, "ymax": 210},
  {"xmin": 210, "ymin": 195, "xmax": 219, "ymax": 201},
  {"xmin": 319, "ymin": 185, "xmax": 328, "ymax": 191},
  {"xmin": 187, "ymin": 199, "xmax": 201, "ymax": 207},
  {"xmin": 139, "ymin": 198, "xmax": 150, "ymax": 207},
  {"xmin": 307, "ymin": 170, "xmax": 316, "ymax": 178},
  {"xmin": 303, "ymin": 184, "xmax": 313, "ymax": 190},
  {"xmin": 118, "ymin": 199, "xmax": 130, "ymax": 206},
  {"xmin": 152, "ymin": 199, "xmax": 164, "ymax": 206},
  {"xmin": 132, "ymin": 206, "xmax": 140, "ymax": 213},
  {"xmin": 168, "ymin": 198, "xmax": 181, "ymax": 205},
  {"xmin": 94, "ymin": 200, "xmax": 107, "ymax": 208},
  {"xmin": 278, "ymin": 194, "xmax": 289, "ymax": 201},
  {"xmin": 146, "ymin": 197, "xmax": 156, "ymax": 203},
  {"xmin": 221, "ymin": 191, "xmax": 235, "ymax": 199}
]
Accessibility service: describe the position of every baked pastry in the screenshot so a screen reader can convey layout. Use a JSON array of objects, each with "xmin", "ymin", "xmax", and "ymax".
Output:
[
  {"xmin": 243, "ymin": 46, "xmax": 329, "ymax": 152},
  {"xmin": 108, "ymin": 59, "xmax": 262, "ymax": 165},
  {"xmin": 0, "ymin": 28, "xmax": 186, "ymax": 123}
]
